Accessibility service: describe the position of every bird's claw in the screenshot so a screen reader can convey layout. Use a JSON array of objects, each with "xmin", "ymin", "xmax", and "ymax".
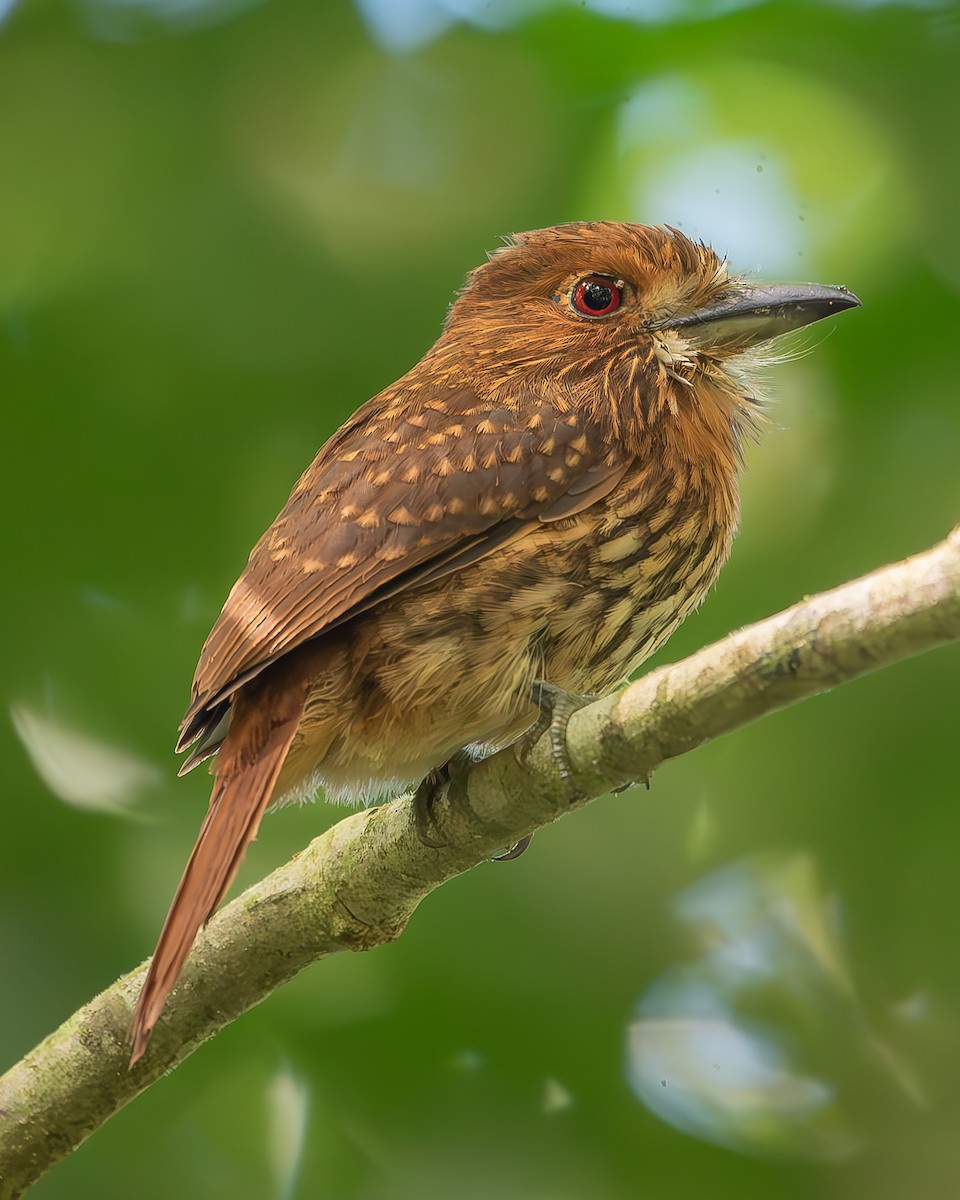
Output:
[
  {"xmin": 415, "ymin": 764, "xmax": 533, "ymax": 862},
  {"xmin": 611, "ymin": 776, "xmax": 650, "ymax": 795},
  {"xmin": 491, "ymin": 834, "xmax": 534, "ymax": 861},
  {"xmin": 412, "ymin": 764, "xmax": 450, "ymax": 848},
  {"xmin": 513, "ymin": 681, "xmax": 597, "ymax": 801},
  {"xmin": 413, "ymin": 751, "xmax": 477, "ymax": 848}
]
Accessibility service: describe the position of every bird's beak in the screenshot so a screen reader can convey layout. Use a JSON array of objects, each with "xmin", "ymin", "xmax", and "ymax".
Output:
[{"xmin": 667, "ymin": 282, "xmax": 861, "ymax": 352}]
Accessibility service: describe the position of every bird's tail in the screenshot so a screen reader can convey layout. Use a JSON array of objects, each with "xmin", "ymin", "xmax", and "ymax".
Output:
[{"xmin": 129, "ymin": 672, "xmax": 307, "ymax": 1066}]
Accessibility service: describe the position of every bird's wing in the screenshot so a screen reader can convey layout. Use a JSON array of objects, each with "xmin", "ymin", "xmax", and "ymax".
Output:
[{"xmin": 179, "ymin": 384, "xmax": 631, "ymax": 750}]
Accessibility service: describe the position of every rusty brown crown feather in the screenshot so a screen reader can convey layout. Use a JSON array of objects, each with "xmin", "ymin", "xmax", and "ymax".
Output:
[{"xmin": 129, "ymin": 221, "xmax": 859, "ymax": 1063}]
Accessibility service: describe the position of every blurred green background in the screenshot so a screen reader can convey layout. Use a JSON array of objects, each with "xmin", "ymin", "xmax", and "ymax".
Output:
[{"xmin": 2, "ymin": 0, "xmax": 959, "ymax": 1196}]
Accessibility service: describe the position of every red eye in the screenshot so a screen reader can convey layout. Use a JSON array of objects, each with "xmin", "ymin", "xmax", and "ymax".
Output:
[{"xmin": 571, "ymin": 275, "xmax": 622, "ymax": 317}]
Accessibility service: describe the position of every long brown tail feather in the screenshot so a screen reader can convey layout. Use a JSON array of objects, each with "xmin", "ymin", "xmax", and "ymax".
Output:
[{"xmin": 129, "ymin": 680, "xmax": 306, "ymax": 1066}]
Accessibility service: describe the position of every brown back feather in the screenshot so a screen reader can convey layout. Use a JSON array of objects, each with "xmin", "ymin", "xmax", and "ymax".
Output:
[{"xmin": 179, "ymin": 385, "xmax": 632, "ymax": 749}]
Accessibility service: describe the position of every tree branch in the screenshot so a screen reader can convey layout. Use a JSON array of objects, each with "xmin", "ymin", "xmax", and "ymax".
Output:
[{"xmin": 2, "ymin": 528, "xmax": 959, "ymax": 1198}]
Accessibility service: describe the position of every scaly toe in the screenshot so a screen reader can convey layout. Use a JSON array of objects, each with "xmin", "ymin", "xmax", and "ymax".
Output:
[{"xmin": 514, "ymin": 681, "xmax": 597, "ymax": 802}]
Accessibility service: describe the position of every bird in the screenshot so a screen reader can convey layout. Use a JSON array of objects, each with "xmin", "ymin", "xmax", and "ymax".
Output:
[{"xmin": 129, "ymin": 221, "xmax": 860, "ymax": 1064}]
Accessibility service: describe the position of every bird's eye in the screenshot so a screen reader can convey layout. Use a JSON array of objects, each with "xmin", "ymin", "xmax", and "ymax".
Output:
[{"xmin": 571, "ymin": 275, "xmax": 622, "ymax": 317}]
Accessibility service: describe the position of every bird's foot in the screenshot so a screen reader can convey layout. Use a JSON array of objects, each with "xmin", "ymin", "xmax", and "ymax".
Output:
[
  {"xmin": 412, "ymin": 765, "xmax": 448, "ymax": 849},
  {"xmin": 514, "ymin": 681, "xmax": 598, "ymax": 801},
  {"xmin": 414, "ymin": 758, "xmax": 532, "ymax": 862},
  {"xmin": 412, "ymin": 751, "xmax": 473, "ymax": 849}
]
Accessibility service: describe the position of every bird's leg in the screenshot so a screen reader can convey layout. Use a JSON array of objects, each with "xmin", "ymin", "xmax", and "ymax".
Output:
[
  {"xmin": 416, "ymin": 684, "xmax": 598, "ymax": 860},
  {"xmin": 495, "ymin": 683, "xmax": 597, "ymax": 861},
  {"xmin": 493, "ymin": 682, "xmax": 596, "ymax": 860},
  {"xmin": 514, "ymin": 681, "xmax": 598, "ymax": 799},
  {"xmin": 522, "ymin": 682, "xmax": 651, "ymax": 797}
]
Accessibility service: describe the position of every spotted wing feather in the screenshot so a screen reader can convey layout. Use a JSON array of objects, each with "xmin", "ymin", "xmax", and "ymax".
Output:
[{"xmin": 180, "ymin": 385, "xmax": 631, "ymax": 750}]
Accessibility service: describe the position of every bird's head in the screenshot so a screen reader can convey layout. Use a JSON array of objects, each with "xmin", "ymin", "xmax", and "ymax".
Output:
[{"xmin": 442, "ymin": 221, "xmax": 859, "ymax": 454}]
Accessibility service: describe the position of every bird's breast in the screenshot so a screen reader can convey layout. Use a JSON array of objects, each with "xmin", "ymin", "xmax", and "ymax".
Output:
[
  {"xmin": 282, "ymin": 456, "xmax": 738, "ymax": 804},
  {"xmin": 494, "ymin": 455, "xmax": 739, "ymax": 694}
]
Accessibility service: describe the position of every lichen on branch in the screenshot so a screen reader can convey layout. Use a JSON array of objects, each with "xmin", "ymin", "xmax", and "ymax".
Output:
[{"xmin": 1, "ymin": 527, "xmax": 958, "ymax": 1200}]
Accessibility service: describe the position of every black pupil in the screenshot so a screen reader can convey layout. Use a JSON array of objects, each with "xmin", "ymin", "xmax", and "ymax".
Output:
[{"xmin": 582, "ymin": 281, "xmax": 613, "ymax": 311}]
